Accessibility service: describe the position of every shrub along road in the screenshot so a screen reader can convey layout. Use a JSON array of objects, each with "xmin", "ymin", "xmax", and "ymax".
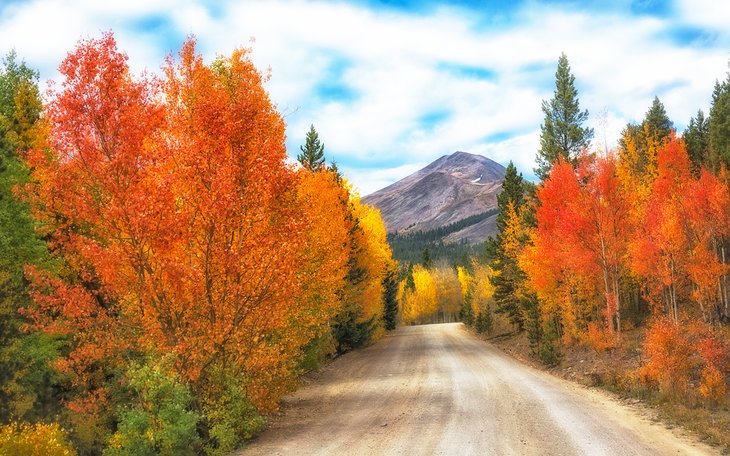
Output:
[{"xmin": 238, "ymin": 323, "xmax": 716, "ymax": 455}]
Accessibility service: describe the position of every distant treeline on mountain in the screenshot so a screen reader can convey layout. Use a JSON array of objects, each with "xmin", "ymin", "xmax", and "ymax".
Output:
[{"xmin": 388, "ymin": 209, "xmax": 498, "ymax": 265}]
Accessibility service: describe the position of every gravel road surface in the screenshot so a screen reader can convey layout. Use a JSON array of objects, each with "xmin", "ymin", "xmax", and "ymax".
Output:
[{"xmin": 237, "ymin": 323, "xmax": 717, "ymax": 456}]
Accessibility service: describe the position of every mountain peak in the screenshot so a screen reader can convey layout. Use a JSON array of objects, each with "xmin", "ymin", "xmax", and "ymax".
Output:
[{"xmin": 362, "ymin": 152, "xmax": 505, "ymax": 239}]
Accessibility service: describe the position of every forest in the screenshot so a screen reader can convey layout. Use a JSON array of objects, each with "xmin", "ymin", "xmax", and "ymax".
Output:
[
  {"xmin": 398, "ymin": 53, "xmax": 730, "ymax": 441},
  {"xmin": 0, "ymin": 34, "xmax": 397, "ymax": 455},
  {"xmin": 1, "ymin": 29, "xmax": 730, "ymax": 454},
  {"xmin": 386, "ymin": 208, "xmax": 497, "ymax": 265}
]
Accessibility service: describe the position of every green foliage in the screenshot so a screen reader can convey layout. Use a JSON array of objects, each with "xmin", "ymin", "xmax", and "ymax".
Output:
[
  {"xmin": 382, "ymin": 263, "xmax": 399, "ymax": 330},
  {"xmin": 709, "ymin": 67, "xmax": 730, "ymax": 170},
  {"xmin": 332, "ymin": 310, "xmax": 376, "ymax": 353},
  {"xmin": 332, "ymin": 213, "xmax": 377, "ymax": 353},
  {"xmin": 297, "ymin": 332, "xmax": 335, "ymax": 374},
  {"xmin": 460, "ymin": 286, "xmax": 474, "ymax": 326},
  {"xmin": 475, "ymin": 309, "xmax": 493, "ymax": 335},
  {"xmin": 490, "ymin": 170, "xmax": 532, "ymax": 331},
  {"xmin": 644, "ymin": 96, "xmax": 674, "ymax": 142},
  {"xmin": 421, "ymin": 248, "xmax": 433, "ymax": 269},
  {"xmin": 537, "ymin": 317, "xmax": 562, "ymax": 367},
  {"xmin": 684, "ymin": 109, "xmax": 710, "ymax": 175},
  {"xmin": 387, "ymin": 209, "xmax": 498, "ymax": 265},
  {"xmin": 297, "ymin": 124, "xmax": 326, "ymax": 171},
  {"xmin": 496, "ymin": 162, "xmax": 525, "ymax": 232},
  {"xmin": 0, "ymin": 51, "xmax": 58, "ymax": 424},
  {"xmin": 198, "ymin": 365, "xmax": 264, "ymax": 456},
  {"xmin": 0, "ymin": 50, "xmax": 41, "ymax": 159},
  {"xmin": 105, "ymin": 361, "xmax": 201, "ymax": 456},
  {"xmin": 619, "ymin": 96, "xmax": 674, "ymax": 178},
  {"xmin": 0, "ymin": 331, "xmax": 64, "ymax": 422},
  {"xmin": 535, "ymin": 53, "xmax": 593, "ymax": 179}
]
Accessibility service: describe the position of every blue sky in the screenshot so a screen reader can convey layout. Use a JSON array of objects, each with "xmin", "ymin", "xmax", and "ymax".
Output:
[{"xmin": 1, "ymin": 0, "xmax": 729, "ymax": 194}]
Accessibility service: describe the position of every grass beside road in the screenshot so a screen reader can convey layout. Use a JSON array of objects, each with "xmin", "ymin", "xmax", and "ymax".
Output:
[{"xmin": 485, "ymin": 327, "xmax": 730, "ymax": 454}]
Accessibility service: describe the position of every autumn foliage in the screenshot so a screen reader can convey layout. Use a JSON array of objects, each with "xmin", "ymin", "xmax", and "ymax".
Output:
[
  {"xmin": 0, "ymin": 422, "xmax": 75, "ymax": 456},
  {"xmin": 523, "ymin": 135, "xmax": 730, "ymax": 399},
  {"xmin": 15, "ymin": 33, "xmax": 393, "ymax": 453}
]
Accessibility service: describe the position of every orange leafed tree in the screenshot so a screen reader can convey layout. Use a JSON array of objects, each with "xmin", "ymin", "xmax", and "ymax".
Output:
[
  {"xmin": 352, "ymin": 198, "xmax": 392, "ymax": 324},
  {"xmin": 25, "ymin": 32, "xmax": 166, "ymax": 412},
  {"xmin": 25, "ymin": 33, "xmax": 312, "ymax": 411},
  {"xmin": 525, "ymin": 154, "xmax": 631, "ymax": 342},
  {"xmin": 685, "ymin": 169, "xmax": 730, "ymax": 323},
  {"xmin": 629, "ymin": 136, "xmax": 730, "ymax": 323},
  {"xmin": 288, "ymin": 167, "xmax": 351, "ymax": 360},
  {"xmin": 629, "ymin": 137, "xmax": 693, "ymax": 320}
]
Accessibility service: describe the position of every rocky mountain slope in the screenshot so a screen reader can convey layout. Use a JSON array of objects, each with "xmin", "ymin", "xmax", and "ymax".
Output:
[{"xmin": 363, "ymin": 151, "xmax": 505, "ymax": 245}]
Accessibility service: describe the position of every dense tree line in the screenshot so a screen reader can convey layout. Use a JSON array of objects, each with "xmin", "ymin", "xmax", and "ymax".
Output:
[
  {"xmin": 0, "ymin": 35, "xmax": 395, "ymax": 455},
  {"xmin": 394, "ymin": 55, "xmax": 730, "ymax": 403},
  {"xmin": 387, "ymin": 209, "xmax": 498, "ymax": 265},
  {"xmin": 490, "ymin": 55, "xmax": 730, "ymax": 398}
]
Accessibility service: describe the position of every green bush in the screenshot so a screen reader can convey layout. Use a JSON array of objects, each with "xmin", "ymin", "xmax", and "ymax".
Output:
[
  {"xmin": 475, "ymin": 310, "xmax": 493, "ymax": 335},
  {"xmin": 537, "ymin": 319, "xmax": 562, "ymax": 367},
  {"xmin": 199, "ymin": 365, "xmax": 265, "ymax": 456},
  {"xmin": 297, "ymin": 331, "xmax": 335, "ymax": 374},
  {"xmin": 104, "ymin": 361, "xmax": 200, "ymax": 456}
]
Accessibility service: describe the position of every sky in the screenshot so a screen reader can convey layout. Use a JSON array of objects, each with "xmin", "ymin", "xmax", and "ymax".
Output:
[{"xmin": 1, "ymin": 0, "xmax": 729, "ymax": 195}]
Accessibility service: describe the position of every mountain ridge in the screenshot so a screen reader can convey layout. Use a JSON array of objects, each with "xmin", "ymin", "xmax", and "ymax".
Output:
[{"xmin": 363, "ymin": 151, "xmax": 505, "ymax": 251}]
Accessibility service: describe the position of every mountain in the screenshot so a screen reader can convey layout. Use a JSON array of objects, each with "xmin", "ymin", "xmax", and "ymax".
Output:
[{"xmin": 363, "ymin": 151, "xmax": 505, "ymax": 247}]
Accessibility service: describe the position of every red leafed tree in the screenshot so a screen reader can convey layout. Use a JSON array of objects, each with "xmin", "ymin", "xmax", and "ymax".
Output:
[
  {"xmin": 629, "ymin": 137, "xmax": 693, "ymax": 321},
  {"xmin": 685, "ymin": 169, "xmax": 730, "ymax": 323},
  {"xmin": 523, "ymin": 158, "xmax": 586, "ymax": 341},
  {"xmin": 578, "ymin": 154, "xmax": 632, "ymax": 337},
  {"xmin": 25, "ymin": 33, "xmax": 309, "ymax": 410},
  {"xmin": 527, "ymin": 154, "xmax": 630, "ymax": 341},
  {"xmin": 628, "ymin": 136, "xmax": 729, "ymax": 323},
  {"xmin": 24, "ymin": 32, "xmax": 166, "ymax": 412}
]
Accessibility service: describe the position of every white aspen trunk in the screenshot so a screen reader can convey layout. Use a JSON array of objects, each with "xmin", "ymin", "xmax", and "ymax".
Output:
[
  {"xmin": 669, "ymin": 258, "xmax": 678, "ymax": 322},
  {"xmin": 720, "ymin": 242, "xmax": 730, "ymax": 317},
  {"xmin": 613, "ymin": 272, "xmax": 621, "ymax": 337},
  {"xmin": 599, "ymin": 235, "xmax": 613, "ymax": 334}
]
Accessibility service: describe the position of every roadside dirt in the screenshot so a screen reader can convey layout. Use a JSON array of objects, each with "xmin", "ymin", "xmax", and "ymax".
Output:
[{"xmin": 237, "ymin": 323, "xmax": 719, "ymax": 455}]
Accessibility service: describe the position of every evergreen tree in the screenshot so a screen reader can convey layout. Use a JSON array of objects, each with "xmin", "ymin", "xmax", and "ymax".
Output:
[
  {"xmin": 709, "ymin": 68, "xmax": 730, "ymax": 170},
  {"xmin": 332, "ymin": 205, "xmax": 376, "ymax": 353},
  {"xmin": 382, "ymin": 263, "xmax": 398, "ymax": 330},
  {"xmin": 644, "ymin": 96, "xmax": 674, "ymax": 142},
  {"xmin": 535, "ymin": 53, "xmax": 593, "ymax": 180},
  {"xmin": 490, "ymin": 167, "xmax": 530, "ymax": 330},
  {"xmin": 684, "ymin": 109, "xmax": 709, "ymax": 175},
  {"xmin": 460, "ymin": 285, "xmax": 474, "ymax": 326},
  {"xmin": 421, "ymin": 248, "xmax": 433, "ymax": 269},
  {"xmin": 297, "ymin": 124, "xmax": 326, "ymax": 171},
  {"xmin": 0, "ymin": 51, "xmax": 59, "ymax": 421},
  {"xmin": 496, "ymin": 162, "xmax": 524, "ymax": 233},
  {"xmin": 619, "ymin": 96, "xmax": 674, "ymax": 183},
  {"xmin": 329, "ymin": 160, "xmax": 342, "ymax": 183}
]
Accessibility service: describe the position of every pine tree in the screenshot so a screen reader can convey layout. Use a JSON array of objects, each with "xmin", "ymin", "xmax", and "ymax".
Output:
[
  {"xmin": 0, "ymin": 51, "xmax": 58, "ymax": 421},
  {"xmin": 460, "ymin": 285, "xmax": 474, "ymax": 326},
  {"xmin": 644, "ymin": 96, "xmax": 674, "ymax": 142},
  {"xmin": 535, "ymin": 53, "xmax": 593, "ymax": 180},
  {"xmin": 421, "ymin": 248, "xmax": 433, "ymax": 269},
  {"xmin": 619, "ymin": 96, "xmax": 674, "ymax": 186},
  {"xmin": 298, "ymin": 124, "xmax": 326, "ymax": 171},
  {"xmin": 382, "ymin": 263, "xmax": 398, "ymax": 330},
  {"xmin": 490, "ymin": 202, "xmax": 528, "ymax": 330},
  {"xmin": 684, "ymin": 109, "xmax": 709, "ymax": 175},
  {"xmin": 709, "ymin": 68, "xmax": 730, "ymax": 170},
  {"xmin": 496, "ymin": 162, "xmax": 524, "ymax": 233}
]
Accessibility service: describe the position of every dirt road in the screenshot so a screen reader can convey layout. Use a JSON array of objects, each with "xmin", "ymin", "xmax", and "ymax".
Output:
[{"xmin": 238, "ymin": 323, "xmax": 717, "ymax": 455}]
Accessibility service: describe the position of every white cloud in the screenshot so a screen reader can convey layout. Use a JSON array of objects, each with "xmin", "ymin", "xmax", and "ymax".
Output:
[
  {"xmin": 1, "ymin": 0, "xmax": 728, "ymax": 193},
  {"xmin": 344, "ymin": 162, "xmax": 428, "ymax": 196}
]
